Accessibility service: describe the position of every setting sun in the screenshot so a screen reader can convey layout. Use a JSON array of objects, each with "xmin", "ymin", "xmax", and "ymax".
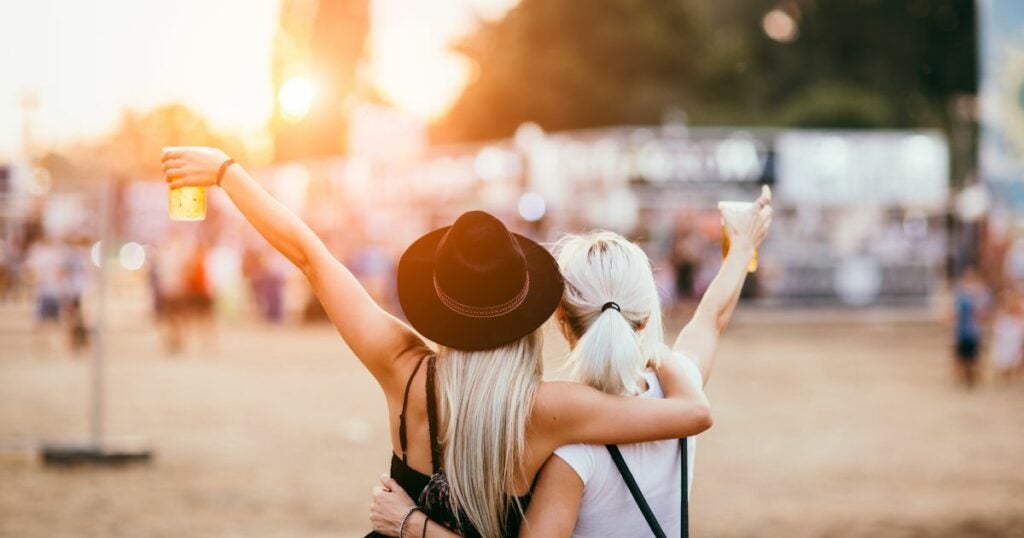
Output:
[{"xmin": 278, "ymin": 76, "xmax": 316, "ymax": 123}]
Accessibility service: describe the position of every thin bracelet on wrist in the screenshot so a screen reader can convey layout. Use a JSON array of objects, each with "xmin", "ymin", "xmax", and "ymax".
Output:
[
  {"xmin": 398, "ymin": 505, "xmax": 420, "ymax": 538},
  {"xmin": 216, "ymin": 158, "xmax": 235, "ymax": 187},
  {"xmin": 422, "ymin": 514, "xmax": 428, "ymax": 538}
]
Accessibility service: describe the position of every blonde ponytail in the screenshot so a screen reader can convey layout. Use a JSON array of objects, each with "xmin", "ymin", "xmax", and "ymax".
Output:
[
  {"xmin": 566, "ymin": 306, "xmax": 645, "ymax": 395},
  {"xmin": 554, "ymin": 231, "xmax": 668, "ymax": 395}
]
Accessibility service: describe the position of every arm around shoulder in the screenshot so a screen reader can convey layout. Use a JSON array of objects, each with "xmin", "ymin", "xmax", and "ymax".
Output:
[{"xmin": 534, "ymin": 379, "xmax": 711, "ymax": 448}]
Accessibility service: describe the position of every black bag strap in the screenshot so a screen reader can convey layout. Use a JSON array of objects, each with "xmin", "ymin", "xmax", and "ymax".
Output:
[
  {"xmin": 681, "ymin": 437, "xmax": 689, "ymax": 538},
  {"xmin": 606, "ymin": 438, "xmax": 689, "ymax": 538},
  {"xmin": 606, "ymin": 444, "xmax": 668, "ymax": 538}
]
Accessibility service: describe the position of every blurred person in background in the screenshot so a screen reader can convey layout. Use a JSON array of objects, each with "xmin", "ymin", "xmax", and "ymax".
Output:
[
  {"xmin": 670, "ymin": 217, "xmax": 702, "ymax": 307},
  {"xmin": 990, "ymin": 288, "xmax": 1024, "ymax": 382},
  {"xmin": 162, "ymin": 147, "xmax": 712, "ymax": 538},
  {"xmin": 0, "ymin": 239, "xmax": 11, "ymax": 301},
  {"xmin": 151, "ymin": 230, "xmax": 192, "ymax": 355},
  {"xmin": 368, "ymin": 189, "xmax": 773, "ymax": 538},
  {"xmin": 183, "ymin": 237, "xmax": 219, "ymax": 356},
  {"xmin": 24, "ymin": 236, "xmax": 66, "ymax": 355},
  {"xmin": 242, "ymin": 246, "xmax": 285, "ymax": 323},
  {"xmin": 352, "ymin": 240, "xmax": 397, "ymax": 313},
  {"xmin": 62, "ymin": 234, "xmax": 90, "ymax": 355},
  {"xmin": 953, "ymin": 267, "xmax": 991, "ymax": 388}
]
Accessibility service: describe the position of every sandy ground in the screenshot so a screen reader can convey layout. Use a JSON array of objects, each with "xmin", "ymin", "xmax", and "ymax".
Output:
[{"xmin": 2, "ymin": 315, "xmax": 1023, "ymax": 537}]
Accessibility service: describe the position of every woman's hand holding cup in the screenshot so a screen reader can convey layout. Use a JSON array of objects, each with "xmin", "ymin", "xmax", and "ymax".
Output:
[
  {"xmin": 718, "ymin": 185, "xmax": 773, "ymax": 271},
  {"xmin": 161, "ymin": 146, "xmax": 230, "ymax": 189}
]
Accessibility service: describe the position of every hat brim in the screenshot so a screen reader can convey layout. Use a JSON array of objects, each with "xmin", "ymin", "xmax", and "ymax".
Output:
[{"xmin": 397, "ymin": 226, "xmax": 564, "ymax": 351}]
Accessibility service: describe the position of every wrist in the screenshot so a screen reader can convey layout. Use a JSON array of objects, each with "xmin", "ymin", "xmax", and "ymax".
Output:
[
  {"xmin": 215, "ymin": 157, "xmax": 236, "ymax": 187},
  {"xmin": 398, "ymin": 505, "xmax": 421, "ymax": 538},
  {"xmin": 408, "ymin": 511, "xmax": 428, "ymax": 537},
  {"xmin": 727, "ymin": 238, "xmax": 756, "ymax": 259}
]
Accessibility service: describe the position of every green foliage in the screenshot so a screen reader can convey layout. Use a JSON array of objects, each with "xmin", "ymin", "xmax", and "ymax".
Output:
[
  {"xmin": 776, "ymin": 83, "xmax": 897, "ymax": 129},
  {"xmin": 435, "ymin": 0, "xmax": 976, "ymax": 141}
]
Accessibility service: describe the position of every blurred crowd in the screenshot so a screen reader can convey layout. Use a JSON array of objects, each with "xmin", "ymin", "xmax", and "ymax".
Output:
[
  {"xmin": 4, "ymin": 234, "xmax": 91, "ymax": 355},
  {"xmin": 4, "ymin": 195, "xmax": 1024, "ymax": 395},
  {"xmin": 0, "ymin": 205, "xmax": 725, "ymax": 359},
  {"xmin": 0, "ymin": 228, "xmax": 293, "ymax": 357}
]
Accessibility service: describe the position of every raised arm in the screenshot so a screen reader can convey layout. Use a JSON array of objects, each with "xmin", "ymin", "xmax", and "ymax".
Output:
[
  {"xmin": 162, "ymin": 148, "xmax": 423, "ymax": 383},
  {"xmin": 673, "ymin": 186, "xmax": 773, "ymax": 386}
]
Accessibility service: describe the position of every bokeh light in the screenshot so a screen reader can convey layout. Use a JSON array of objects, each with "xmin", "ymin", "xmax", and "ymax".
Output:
[
  {"xmin": 278, "ymin": 77, "xmax": 316, "ymax": 122},
  {"xmin": 118, "ymin": 242, "xmax": 146, "ymax": 271},
  {"xmin": 514, "ymin": 122, "xmax": 545, "ymax": 151},
  {"xmin": 763, "ymin": 9, "xmax": 798, "ymax": 43},
  {"xmin": 90, "ymin": 241, "xmax": 103, "ymax": 268},
  {"xmin": 517, "ymin": 192, "xmax": 546, "ymax": 222}
]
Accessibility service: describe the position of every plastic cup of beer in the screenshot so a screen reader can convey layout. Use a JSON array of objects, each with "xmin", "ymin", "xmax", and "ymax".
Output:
[
  {"xmin": 163, "ymin": 147, "xmax": 206, "ymax": 221},
  {"xmin": 718, "ymin": 201, "xmax": 758, "ymax": 273}
]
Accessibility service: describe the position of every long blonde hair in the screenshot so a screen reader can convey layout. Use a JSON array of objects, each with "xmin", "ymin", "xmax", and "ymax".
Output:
[
  {"xmin": 553, "ymin": 231, "xmax": 669, "ymax": 395},
  {"xmin": 436, "ymin": 330, "xmax": 543, "ymax": 537}
]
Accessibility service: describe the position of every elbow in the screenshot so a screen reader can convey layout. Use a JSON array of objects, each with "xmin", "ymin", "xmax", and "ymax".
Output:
[
  {"xmin": 294, "ymin": 246, "xmax": 319, "ymax": 276},
  {"xmin": 689, "ymin": 403, "xmax": 714, "ymax": 436},
  {"xmin": 714, "ymin": 313, "xmax": 729, "ymax": 334},
  {"xmin": 700, "ymin": 405, "xmax": 714, "ymax": 432},
  {"xmin": 297, "ymin": 257, "xmax": 314, "ymax": 277}
]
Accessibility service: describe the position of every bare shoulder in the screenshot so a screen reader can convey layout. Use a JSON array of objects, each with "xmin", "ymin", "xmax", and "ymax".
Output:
[{"xmin": 534, "ymin": 381, "xmax": 585, "ymax": 411}]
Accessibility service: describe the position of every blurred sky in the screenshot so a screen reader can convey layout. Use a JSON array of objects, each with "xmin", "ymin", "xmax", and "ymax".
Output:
[{"xmin": 0, "ymin": 0, "xmax": 516, "ymax": 159}]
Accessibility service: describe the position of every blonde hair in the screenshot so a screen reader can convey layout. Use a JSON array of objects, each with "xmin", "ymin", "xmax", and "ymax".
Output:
[
  {"xmin": 437, "ymin": 330, "xmax": 543, "ymax": 537},
  {"xmin": 553, "ymin": 231, "xmax": 669, "ymax": 395}
]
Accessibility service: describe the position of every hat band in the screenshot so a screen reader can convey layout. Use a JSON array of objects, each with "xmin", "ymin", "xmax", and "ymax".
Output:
[{"xmin": 433, "ymin": 273, "xmax": 531, "ymax": 319}]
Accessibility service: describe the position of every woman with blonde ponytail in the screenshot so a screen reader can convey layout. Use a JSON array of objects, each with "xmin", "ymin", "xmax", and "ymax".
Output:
[
  {"xmin": 555, "ymin": 230, "xmax": 672, "ymax": 397},
  {"xmin": 161, "ymin": 146, "xmax": 713, "ymax": 538},
  {"xmin": 370, "ymin": 188, "xmax": 773, "ymax": 537},
  {"xmin": 522, "ymin": 186, "xmax": 774, "ymax": 538}
]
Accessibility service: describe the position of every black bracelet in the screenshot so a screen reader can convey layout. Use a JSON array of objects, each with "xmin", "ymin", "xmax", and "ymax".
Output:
[
  {"xmin": 216, "ymin": 158, "xmax": 235, "ymax": 187},
  {"xmin": 422, "ymin": 514, "xmax": 428, "ymax": 538}
]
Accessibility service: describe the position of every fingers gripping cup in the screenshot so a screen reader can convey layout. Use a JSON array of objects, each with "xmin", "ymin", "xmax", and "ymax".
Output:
[
  {"xmin": 163, "ymin": 147, "xmax": 206, "ymax": 221},
  {"xmin": 718, "ymin": 201, "xmax": 758, "ymax": 273}
]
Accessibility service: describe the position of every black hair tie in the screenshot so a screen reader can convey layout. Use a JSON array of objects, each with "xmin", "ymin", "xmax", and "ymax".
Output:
[{"xmin": 601, "ymin": 302, "xmax": 621, "ymax": 313}]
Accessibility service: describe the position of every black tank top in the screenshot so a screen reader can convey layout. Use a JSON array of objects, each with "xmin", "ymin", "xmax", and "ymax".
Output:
[{"xmin": 366, "ymin": 355, "xmax": 530, "ymax": 538}]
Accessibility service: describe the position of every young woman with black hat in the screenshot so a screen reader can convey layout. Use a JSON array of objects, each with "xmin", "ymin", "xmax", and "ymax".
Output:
[
  {"xmin": 369, "ymin": 190, "xmax": 773, "ymax": 537},
  {"xmin": 162, "ymin": 148, "xmax": 712, "ymax": 538}
]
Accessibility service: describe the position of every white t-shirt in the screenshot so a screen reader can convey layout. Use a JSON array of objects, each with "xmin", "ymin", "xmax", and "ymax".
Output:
[{"xmin": 554, "ymin": 353, "xmax": 704, "ymax": 538}]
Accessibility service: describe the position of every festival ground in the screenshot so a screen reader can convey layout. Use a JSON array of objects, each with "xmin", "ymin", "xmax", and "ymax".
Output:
[{"xmin": 2, "ymin": 313, "xmax": 1023, "ymax": 537}]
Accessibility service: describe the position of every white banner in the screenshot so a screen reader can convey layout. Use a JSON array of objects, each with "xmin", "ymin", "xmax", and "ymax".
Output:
[{"xmin": 776, "ymin": 130, "xmax": 949, "ymax": 207}]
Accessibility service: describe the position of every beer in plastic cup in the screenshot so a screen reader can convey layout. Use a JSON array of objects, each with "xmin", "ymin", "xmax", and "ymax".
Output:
[
  {"xmin": 718, "ymin": 201, "xmax": 758, "ymax": 273},
  {"xmin": 163, "ymin": 147, "xmax": 206, "ymax": 221}
]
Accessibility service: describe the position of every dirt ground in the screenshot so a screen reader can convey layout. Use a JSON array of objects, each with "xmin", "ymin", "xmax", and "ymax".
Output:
[{"xmin": 1, "ymin": 314, "xmax": 1023, "ymax": 537}]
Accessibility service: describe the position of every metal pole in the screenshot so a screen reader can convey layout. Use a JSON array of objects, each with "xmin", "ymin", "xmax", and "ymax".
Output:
[
  {"xmin": 41, "ymin": 182, "xmax": 150, "ymax": 466},
  {"xmin": 91, "ymin": 181, "xmax": 110, "ymax": 448}
]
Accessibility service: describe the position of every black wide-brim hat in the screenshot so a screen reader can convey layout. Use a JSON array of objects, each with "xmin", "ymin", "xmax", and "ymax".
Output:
[{"xmin": 397, "ymin": 210, "xmax": 564, "ymax": 351}]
